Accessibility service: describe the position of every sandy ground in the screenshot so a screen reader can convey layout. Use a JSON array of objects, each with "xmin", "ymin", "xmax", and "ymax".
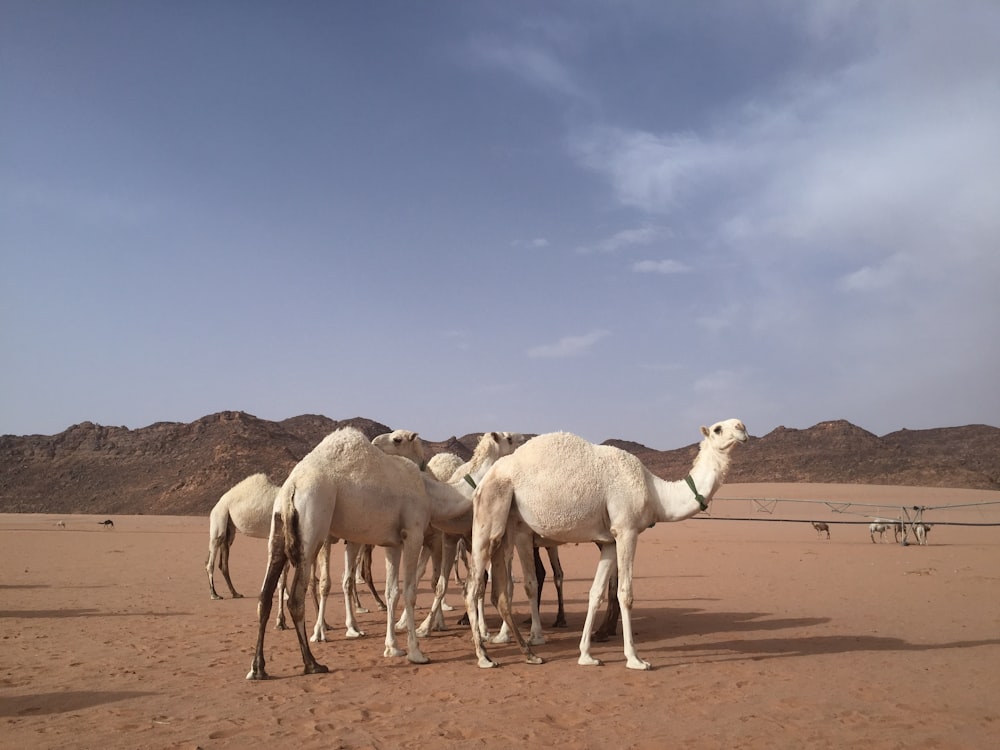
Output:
[{"xmin": 2, "ymin": 483, "xmax": 998, "ymax": 749}]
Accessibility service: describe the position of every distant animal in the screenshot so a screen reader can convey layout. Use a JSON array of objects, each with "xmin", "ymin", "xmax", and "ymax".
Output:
[
  {"xmin": 99, "ymin": 519, "xmax": 114, "ymax": 529},
  {"xmin": 811, "ymin": 521, "xmax": 830, "ymax": 539},
  {"xmin": 914, "ymin": 523, "xmax": 931, "ymax": 545},
  {"xmin": 464, "ymin": 418, "xmax": 747, "ymax": 670},
  {"xmin": 55, "ymin": 520, "xmax": 66, "ymax": 529},
  {"xmin": 869, "ymin": 521, "xmax": 889, "ymax": 543}
]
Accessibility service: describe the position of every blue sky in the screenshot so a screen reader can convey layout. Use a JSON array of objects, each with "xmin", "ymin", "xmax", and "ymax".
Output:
[{"xmin": 2, "ymin": 1, "xmax": 999, "ymax": 449}]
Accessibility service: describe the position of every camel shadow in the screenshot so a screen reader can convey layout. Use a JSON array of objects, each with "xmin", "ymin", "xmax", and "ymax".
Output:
[
  {"xmin": 0, "ymin": 609, "xmax": 191, "ymax": 619},
  {"xmin": 657, "ymin": 633, "xmax": 1000, "ymax": 663},
  {"xmin": 0, "ymin": 690, "xmax": 157, "ymax": 717},
  {"xmin": 0, "ymin": 584, "xmax": 50, "ymax": 590}
]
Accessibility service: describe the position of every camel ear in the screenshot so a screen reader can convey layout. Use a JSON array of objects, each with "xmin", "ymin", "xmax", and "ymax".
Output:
[
  {"xmin": 490, "ymin": 431, "xmax": 501, "ymax": 441},
  {"xmin": 701, "ymin": 425, "xmax": 710, "ymax": 438},
  {"xmin": 408, "ymin": 432, "xmax": 418, "ymax": 442}
]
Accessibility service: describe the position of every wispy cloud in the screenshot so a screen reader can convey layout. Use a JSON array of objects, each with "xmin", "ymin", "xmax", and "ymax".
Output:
[
  {"xmin": 576, "ymin": 225, "xmax": 663, "ymax": 254},
  {"xmin": 632, "ymin": 259, "xmax": 691, "ymax": 274},
  {"xmin": 527, "ymin": 329, "xmax": 610, "ymax": 358},
  {"xmin": 471, "ymin": 38, "xmax": 584, "ymax": 99},
  {"xmin": 512, "ymin": 237, "xmax": 551, "ymax": 249}
]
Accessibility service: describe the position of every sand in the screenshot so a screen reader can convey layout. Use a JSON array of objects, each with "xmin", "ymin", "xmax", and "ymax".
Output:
[{"xmin": 2, "ymin": 484, "xmax": 998, "ymax": 749}]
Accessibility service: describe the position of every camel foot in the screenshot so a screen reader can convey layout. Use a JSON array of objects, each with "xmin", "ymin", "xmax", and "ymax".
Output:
[
  {"xmin": 232, "ymin": 593, "xmax": 244, "ymax": 599},
  {"xmin": 552, "ymin": 616, "xmax": 567, "ymax": 628},
  {"xmin": 442, "ymin": 602, "xmax": 455, "ymax": 612},
  {"xmin": 356, "ymin": 606, "xmax": 370, "ymax": 614},
  {"xmin": 488, "ymin": 632, "xmax": 512, "ymax": 645},
  {"xmin": 304, "ymin": 662, "xmax": 329, "ymax": 675},
  {"xmin": 384, "ymin": 646, "xmax": 406, "ymax": 658},
  {"xmin": 528, "ymin": 633, "xmax": 546, "ymax": 646},
  {"xmin": 525, "ymin": 654, "xmax": 544, "ymax": 665},
  {"xmin": 578, "ymin": 654, "xmax": 603, "ymax": 666},
  {"xmin": 345, "ymin": 628, "xmax": 365, "ymax": 639},
  {"xmin": 457, "ymin": 613, "xmax": 470, "ymax": 626},
  {"xmin": 309, "ymin": 633, "xmax": 327, "ymax": 643},
  {"xmin": 477, "ymin": 656, "xmax": 499, "ymax": 669},
  {"xmin": 407, "ymin": 650, "xmax": 430, "ymax": 665},
  {"xmin": 626, "ymin": 657, "xmax": 652, "ymax": 671},
  {"xmin": 246, "ymin": 663, "xmax": 268, "ymax": 680},
  {"xmin": 211, "ymin": 593, "xmax": 223, "ymax": 601}
]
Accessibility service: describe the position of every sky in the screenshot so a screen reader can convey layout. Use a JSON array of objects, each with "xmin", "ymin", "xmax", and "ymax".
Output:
[{"xmin": 2, "ymin": 1, "xmax": 999, "ymax": 450}]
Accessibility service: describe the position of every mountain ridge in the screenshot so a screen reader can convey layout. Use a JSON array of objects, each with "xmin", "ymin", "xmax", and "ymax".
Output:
[{"xmin": 1, "ymin": 413, "xmax": 997, "ymax": 515}]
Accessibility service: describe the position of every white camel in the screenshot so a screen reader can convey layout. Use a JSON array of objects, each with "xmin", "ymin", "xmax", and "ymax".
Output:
[
  {"xmin": 206, "ymin": 473, "xmax": 283, "ymax": 601},
  {"xmin": 869, "ymin": 521, "xmax": 889, "ymax": 543},
  {"xmin": 464, "ymin": 418, "xmax": 748, "ymax": 670},
  {"xmin": 914, "ymin": 522, "xmax": 931, "ymax": 545},
  {"xmin": 208, "ymin": 428, "xmax": 424, "ymax": 626},
  {"xmin": 411, "ymin": 432, "xmax": 528, "ymax": 638},
  {"xmin": 247, "ymin": 427, "xmax": 474, "ymax": 679}
]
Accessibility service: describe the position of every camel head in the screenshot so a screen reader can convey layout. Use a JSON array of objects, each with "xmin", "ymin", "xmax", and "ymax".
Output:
[
  {"xmin": 700, "ymin": 419, "xmax": 748, "ymax": 452},
  {"xmin": 372, "ymin": 429, "xmax": 427, "ymax": 469},
  {"xmin": 500, "ymin": 431, "xmax": 529, "ymax": 454}
]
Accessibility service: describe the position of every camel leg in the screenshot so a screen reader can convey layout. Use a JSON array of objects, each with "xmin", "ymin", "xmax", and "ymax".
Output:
[
  {"xmin": 207, "ymin": 536, "xmax": 225, "ymax": 600},
  {"xmin": 418, "ymin": 533, "xmax": 458, "ymax": 636},
  {"xmin": 342, "ymin": 541, "xmax": 365, "ymax": 638},
  {"xmin": 217, "ymin": 534, "xmax": 244, "ymax": 599},
  {"xmin": 614, "ymin": 531, "xmax": 650, "ymax": 670},
  {"xmin": 592, "ymin": 572, "xmax": 620, "ymax": 642},
  {"xmin": 547, "ymin": 546, "xmax": 566, "ymax": 628},
  {"xmin": 524, "ymin": 546, "xmax": 547, "ymax": 627},
  {"xmin": 286, "ymin": 544, "xmax": 328, "ymax": 676},
  {"xmin": 362, "ymin": 545, "xmax": 386, "ymax": 611},
  {"xmin": 465, "ymin": 536, "xmax": 499, "ymax": 668},
  {"xmin": 578, "ymin": 543, "xmax": 616, "ymax": 666},
  {"xmin": 513, "ymin": 532, "xmax": 545, "ymax": 645},
  {"xmin": 275, "ymin": 562, "xmax": 289, "ymax": 630},
  {"xmin": 400, "ymin": 532, "xmax": 428, "ymax": 663},
  {"xmin": 248, "ymin": 513, "xmax": 321, "ymax": 679},
  {"xmin": 491, "ymin": 539, "xmax": 543, "ymax": 665},
  {"xmin": 310, "ymin": 538, "xmax": 332, "ymax": 642}
]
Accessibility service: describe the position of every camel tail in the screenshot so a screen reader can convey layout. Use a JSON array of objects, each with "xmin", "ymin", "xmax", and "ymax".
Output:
[{"xmin": 281, "ymin": 484, "xmax": 302, "ymax": 566}]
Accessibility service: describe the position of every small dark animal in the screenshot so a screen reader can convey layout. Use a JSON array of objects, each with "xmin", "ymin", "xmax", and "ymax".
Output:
[
  {"xmin": 811, "ymin": 521, "xmax": 830, "ymax": 539},
  {"xmin": 99, "ymin": 519, "xmax": 115, "ymax": 529}
]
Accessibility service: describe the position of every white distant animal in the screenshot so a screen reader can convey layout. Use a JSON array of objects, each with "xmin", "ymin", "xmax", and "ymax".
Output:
[
  {"xmin": 55, "ymin": 520, "xmax": 66, "ymax": 529},
  {"xmin": 914, "ymin": 522, "xmax": 931, "ymax": 545},
  {"xmin": 869, "ymin": 521, "xmax": 889, "ymax": 543},
  {"xmin": 464, "ymin": 419, "xmax": 748, "ymax": 670}
]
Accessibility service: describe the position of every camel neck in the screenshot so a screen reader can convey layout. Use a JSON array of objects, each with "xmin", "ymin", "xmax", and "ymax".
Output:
[{"xmin": 684, "ymin": 475, "xmax": 708, "ymax": 511}]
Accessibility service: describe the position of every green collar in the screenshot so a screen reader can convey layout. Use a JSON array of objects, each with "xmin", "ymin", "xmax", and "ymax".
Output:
[
  {"xmin": 685, "ymin": 475, "xmax": 708, "ymax": 512},
  {"xmin": 464, "ymin": 474, "xmax": 477, "ymax": 489}
]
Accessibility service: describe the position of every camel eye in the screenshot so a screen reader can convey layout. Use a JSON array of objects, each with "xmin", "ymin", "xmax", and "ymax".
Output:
[{"xmin": 714, "ymin": 425, "xmax": 722, "ymax": 434}]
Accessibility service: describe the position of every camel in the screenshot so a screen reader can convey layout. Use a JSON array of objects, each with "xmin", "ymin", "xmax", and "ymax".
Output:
[
  {"xmin": 208, "ymin": 428, "xmax": 424, "ymax": 631},
  {"xmin": 811, "ymin": 521, "xmax": 830, "ymax": 539},
  {"xmin": 869, "ymin": 521, "xmax": 889, "ymax": 543},
  {"xmin": 410, "ymin": 432, "xmax": 528, "ymax": 638},
  {"xmin": 55, "ymin": 520, "xmax": 66, "ymax": 529},
  {"xmin": 247, "ymin": 427, "xmax": 474, "ymax": 680},
  {"xmin": 99, "ymin": 519, "xmax": 114, "ymax": 529},
  {"xmin": 914, "ymin": 523, "xmax": 931, "ymax": 545},
  {"xmin": 463, "ymin": 418, "xmax": 747, "ymax": 670}
]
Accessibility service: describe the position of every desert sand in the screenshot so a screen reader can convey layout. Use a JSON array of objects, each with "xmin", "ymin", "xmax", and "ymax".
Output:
[{"xmin": 2, "ymin": 483, "xmax": 998, "ymax": 749}]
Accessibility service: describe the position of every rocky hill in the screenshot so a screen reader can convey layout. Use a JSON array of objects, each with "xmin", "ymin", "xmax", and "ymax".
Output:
[{"xmin": 1, "ymin": 414, "xmax": 997, "ymax": 516}]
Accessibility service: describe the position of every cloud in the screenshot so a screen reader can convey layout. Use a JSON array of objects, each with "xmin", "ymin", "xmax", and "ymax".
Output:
[
  {"xmin": 471, "ymin": 38, "xmax": 584, "ymax": 99},
  {"xmin": 512, "ymin": 237, "xmax": 551, "ymax": 249},
  {"xmin": 576, "ymin": 225, "xmax": 663, "ymax": 254},
  {"xmin": 632, "ymin": 259, "xmax": 691, "ymax": 274},
  {"xmin": 527, "ymin": 329, "xmax": 610, "ymax": 358}
]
